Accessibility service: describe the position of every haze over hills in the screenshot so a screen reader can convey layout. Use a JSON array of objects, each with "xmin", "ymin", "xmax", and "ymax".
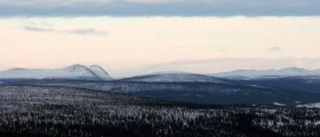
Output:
[
  {"xmin": 211, "ymin": 67, "xmax": 320, "ymax": 79},
  {"xmin": 0, "ymin": 64, "xmax": 112, "ymax": 81}
]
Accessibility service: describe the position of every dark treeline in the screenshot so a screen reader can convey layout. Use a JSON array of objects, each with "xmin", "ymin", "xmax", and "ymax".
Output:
[{"xmin": 0, "ymin": 86, "xmax": 319, "ymax": 137}]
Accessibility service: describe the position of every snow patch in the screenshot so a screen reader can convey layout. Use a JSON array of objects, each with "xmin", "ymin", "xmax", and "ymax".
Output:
[
  {"xmin": 294, "ymin": 101, "xmax": 301, "ymax": 104},
  {"xmin": 274, "ymin": 102, "xmax": 286, "ymax": 106},
  {"xmin": 297, "ymin": 102, "xmax": 320, "ymax": 108}
]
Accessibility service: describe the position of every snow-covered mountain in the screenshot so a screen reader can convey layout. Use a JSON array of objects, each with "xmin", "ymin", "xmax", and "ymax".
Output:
[
  {"xmin": 121, "ymin": 73, "xmax": 224, "ymax": 83},
  {"xmin": 87, "ymin": 65, "xmax": 112, "ymax": 81},
  {"xmin": 0, "ymin": 64, "xmax": 112, "ymax": 81},
  {"xmin": 211, "ymin": 67, "xmax": 320, "ymax": 79}
]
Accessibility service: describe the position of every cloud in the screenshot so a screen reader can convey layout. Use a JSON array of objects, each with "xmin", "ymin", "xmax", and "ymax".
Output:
[
  {"xmin": 0, "ymin": 0, "xmax": 320, "ymax": 16},
  {"xmin": 24, "ymin": 26, "xmax": 107, "ymax": 36},
  {"xmin": 127, "ymin": 0, "xmax": 175, "ymax": 4},
  {"xmin": 68, "ymin": 28, "xmax": 108, "ymax": 36},
  {"xmin": 0, "ymin": 0, "xmax": 112, "ymax": 6},
  {"xmin": 24, "ymin": 26, "xmax": 53, "ymax": 32},
  {"xmin": 267, "ymin": 46, "xmax": 282, "ymax": 52}
]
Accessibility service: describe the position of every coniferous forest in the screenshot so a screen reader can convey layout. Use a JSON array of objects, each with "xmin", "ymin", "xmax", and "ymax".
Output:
[{"xmin": 0, "ymin": 86, "xmax": 319, "ymax": 137}]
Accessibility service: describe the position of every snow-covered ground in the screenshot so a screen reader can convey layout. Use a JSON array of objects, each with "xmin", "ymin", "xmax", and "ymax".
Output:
[
  {"xmin": 274, "ymin": 102, "xmax": 286, "ymax": 106},
  {"xmin": 296, "ymin": 102, "xmax": 320, "ymax": 108}
]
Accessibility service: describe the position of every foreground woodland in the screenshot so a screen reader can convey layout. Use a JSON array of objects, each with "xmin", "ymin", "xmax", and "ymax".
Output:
[{"xmin": 0, "ymin": 86, "xmax": 319, "ymax": 137}]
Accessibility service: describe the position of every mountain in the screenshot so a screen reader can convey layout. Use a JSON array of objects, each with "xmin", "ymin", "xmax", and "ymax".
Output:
[
  {"xmin": 88, "ymin": 65, "xmax": 112, "ymax": 81},
  {"xmin": 0, "ymin": 64, "xmax": 112, "ymax": 81},
  {"xmin": 1, "ymin": 65, "xmax": 320, "ymax": 105},
  {"xmin": 211, "ymin": 67, "xmax": 320, "ymax": 79},
  {"xmin": 121, "ymin": 73, "xmax": 224, "ymax": 83}
]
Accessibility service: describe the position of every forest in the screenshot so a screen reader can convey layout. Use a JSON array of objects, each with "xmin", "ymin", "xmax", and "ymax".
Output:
[{"xmin": 0, "ymin": 86, "xmax": 319, "ymax": 137}]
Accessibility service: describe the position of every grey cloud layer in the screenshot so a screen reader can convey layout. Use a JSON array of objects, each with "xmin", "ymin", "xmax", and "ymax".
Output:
[{"xmin": 0, "ymin": 0, "xmax": 319, "ymax": 16}]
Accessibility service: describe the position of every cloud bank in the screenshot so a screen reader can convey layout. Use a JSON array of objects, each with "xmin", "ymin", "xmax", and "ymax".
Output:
[{"xmin": 0, "ymin": 0, "xmax": 319, "ymax": 16}]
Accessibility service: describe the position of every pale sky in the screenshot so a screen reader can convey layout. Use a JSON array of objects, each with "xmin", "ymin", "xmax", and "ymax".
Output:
[{"xmin": 0, "ymin": 0, "xmax": 320, "ymax": 77}]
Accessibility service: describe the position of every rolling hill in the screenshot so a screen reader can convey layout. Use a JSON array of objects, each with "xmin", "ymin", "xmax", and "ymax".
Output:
[
  {"xmin": 211, "ymin": 67, "xmax": 320, "ymax": 79},
  {"xmin": 0, "ymin": 64, "xmax": 112, "ymax": 81}
]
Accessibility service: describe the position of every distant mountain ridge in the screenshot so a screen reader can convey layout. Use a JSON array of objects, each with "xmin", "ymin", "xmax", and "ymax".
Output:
[
  {"xmin": 2, "ymin": 65, "xmax": 320, "ymax": 81},
  {"xmin": 0, "ymin": 64, "xmax": 112, "ymax": 81},
  {"xmin": 1, "ymin": 66, "xmax": 320, "ymax": 105},
  {"xmin": 121, "ymin": 73, "xmax": 224, "ymax": 83},
  {"xmin": 211, "ymin": 67, "xmax": 320, "ymax": 79}
]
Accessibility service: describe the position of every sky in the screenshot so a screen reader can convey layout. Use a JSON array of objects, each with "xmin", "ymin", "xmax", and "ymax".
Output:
[{"xmin": 0, "ymin": 0, "xmax": 320, "ymax": 77}]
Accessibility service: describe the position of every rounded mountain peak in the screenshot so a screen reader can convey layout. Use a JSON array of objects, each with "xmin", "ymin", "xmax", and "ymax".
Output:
[
  {"xmin": 89, "ymin": 65, "xmax": 104, "ymax": 70},
  {"xmin": 66, "ymin": 64, "xmax": 88, "ymax": 69},
  {"xmin": 88, "ymin": 65, "xmax": 112, "ymax": 80}
]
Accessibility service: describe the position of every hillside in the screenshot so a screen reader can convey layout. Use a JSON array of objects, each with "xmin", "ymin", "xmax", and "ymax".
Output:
[{"xmin": 4, "ymin": 79, "xmax": 320, "ymax": 105}]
